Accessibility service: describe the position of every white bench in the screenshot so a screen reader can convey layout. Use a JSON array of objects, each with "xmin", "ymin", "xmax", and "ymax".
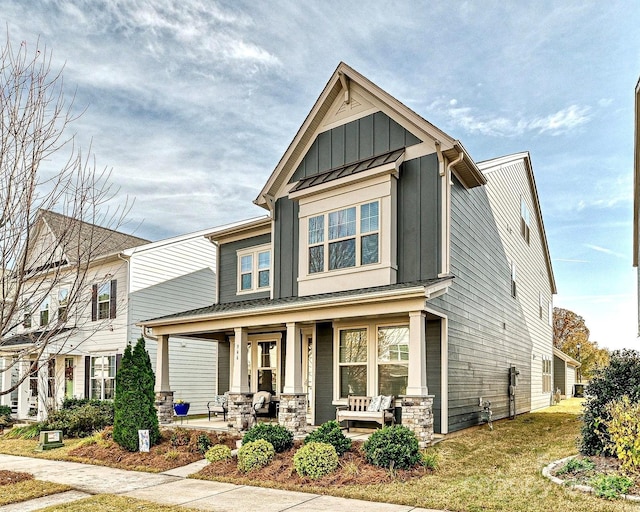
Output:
[{"xmin": 336, "ymin": 395, "xmax": 395, "ymax": 431}]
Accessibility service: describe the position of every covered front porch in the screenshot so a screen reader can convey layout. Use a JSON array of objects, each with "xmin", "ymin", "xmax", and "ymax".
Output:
[{"xmin": 143, "ymin": 280, "xmax": 451, "ymax": 446}]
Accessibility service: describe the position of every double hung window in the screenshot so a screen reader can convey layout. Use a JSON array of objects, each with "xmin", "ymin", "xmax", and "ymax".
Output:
[
  {"xmin": 542, "ymin": 356, "xmax": 552, "ymax": 393},
  {"xmin": 58, "ymin": 288, "xmax": 69, "ymax": 322},
  {"xmin": 90, "ymin": 355, "xmax": 116, "ymax": 400},
  {"xmin": 39, "ymin": 299, "xmax": 49, "ymax": 326},
  {"xmin": 377, "ymin": 326, "xmax": 409, "ymax": 396},
  {"xmin": 308, "ymin": 200, "xmax": 379, "ymax": 274},
  {"xmin": 338, "ymin": 328, "xmax": 367, "ymax": 398},
  {"xmin": 98, "ymin": 283, "xmax": 111, "ymax": 320},
  {"xmin": 520, "ymin": 197, "xmax": 531, "ymax": 244},
  {"xmin": 238, "ymin": 247, "xmax": 271, "ymax": 292}
]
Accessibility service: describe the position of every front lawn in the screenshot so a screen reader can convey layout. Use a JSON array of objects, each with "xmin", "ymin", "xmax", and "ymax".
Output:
[{"xmin": 0, "ymin": 470, "xmax": 70, "ymax": 506}]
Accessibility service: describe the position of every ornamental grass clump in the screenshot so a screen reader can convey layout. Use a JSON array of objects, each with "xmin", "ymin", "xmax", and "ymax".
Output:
[
  {"xmin": 237, "ymin": 439, "xmax": 275, "ymax": 472},
  {"xmin": 363, "ymin": 425, "xmax": 421, "ymax": 470},
  {"xmin": 293, "ymin": 442, "xmax": 338, "ymax": 479},
  {"xmin": 242, "ymin": 423, "xmax": 293, "ymax": 453},
  {"xmin": 205, "ymin": 444, "xmax": 232, "ymax": 463},
  {"xmin": 304, "ymin": 420, "xmax": 351, "ymax": 456}
]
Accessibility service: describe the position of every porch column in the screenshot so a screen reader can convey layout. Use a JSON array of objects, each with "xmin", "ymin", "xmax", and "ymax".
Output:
[
  {"xmin": 36, "ymin": 358, "xmax": 48, "ymax": 421},
  {"xmin": 154, "ymin": 334, "xmax": 173, "ymax": 424},
  {"xmin": 17, "ymin": 359, "xmax": 30, "ymax": 419},
  {"xmin": 230, "ymin": 327, "xmax": 250, "ymax": 393},
  {"xmin": 283, "ymin": 322, "xmax": 303, "ymax": 394},
  {"xmin": 406, "ymin": 311, "xmax": 428, "ymax": 395},
  {"xmin": 280, "ymin": 322, "xmax": 307, "ymax": 434},
  {"xmin": 0, "ymin": 358, "xmax": 11, "ymax": 408}
]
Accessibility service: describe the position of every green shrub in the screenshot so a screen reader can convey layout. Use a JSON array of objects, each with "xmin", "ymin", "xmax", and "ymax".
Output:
[
  {"xmin": 589, "ymin": 473, "xmax": 634, "ymax": 500},
  {"xmin": 556, "ymin": 457, "xmax": 595, "ymax": 475},
  {"xmin": 45, "ymin": 402, "xmax": 114, "ymax": 438},
  {"xmin": 0, "ymin": 405, "xmax": 12, "ymax": 417},
  {"xmin": 113, "ymin": 338, "xmax": 160, "ymax": 451},
  {"xmin": 205, "ymin": 444, "xmax": 232, "ymax": 463},
  {"xmin": 242, "ymin": 423, "xmax": 293, "ymax": 453},
  {"xmin": 196, "ymin": 432, "xmax": 213, "ymax": 454},
  {"xmin": 580, "ymin": 349, "xmax": 640, "ymax": 456},
  {"xmin": 363, "ymin": 425, "xmax": 421, "ymax": 470},
  {"xmin": 237, "ymin": 439, "xmax": 275, "ymax": 472},
  {"xmin": 293, "ymin": 442, "xmax": 338, "ymax": 479},
  {"xmin": 605, "ymin": 396, "xmax": 640, "ymax": 472},
  {"xmin": 304, "ymin": 420, "xmax": 351, "ymax": 456}
]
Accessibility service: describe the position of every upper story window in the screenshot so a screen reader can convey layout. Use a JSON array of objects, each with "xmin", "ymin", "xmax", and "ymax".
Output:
[
  {"xmin": 520, "ymin": 197, "xmax": 531, "ymax": 244},
  {"xmin": 58, "ymin": 288, "xmax": 69, "ymax": 322},
  {"xmin": 510, "ymin": 261, "xmax": 517, "ymax": 298},
  {"xmin": 237, "ymin": 245, "xmax": 271, "ymax": 293},
  {"xmin": 92, "ymin": 280, "xmax": 116, "ymax": 321},
  {"xmin": 39, "ymin": 298, "xmax": 49, "ymax": 326},
  {"xmin": 308, "ymin": 200, "xmax": 379, "ymax": 275}
]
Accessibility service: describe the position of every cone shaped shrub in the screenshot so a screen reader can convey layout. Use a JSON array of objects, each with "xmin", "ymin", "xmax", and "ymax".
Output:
[{"xmin": 113, "ymin": 337, "xmax": 160, "ymax": 451}]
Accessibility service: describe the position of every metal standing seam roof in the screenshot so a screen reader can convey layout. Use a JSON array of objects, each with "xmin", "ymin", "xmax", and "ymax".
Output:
[
  {"xmin": 142, "ymin": 277, "xmax": 452, "ymax": 324},
  {"xmin": 289, "ymin": 148, "xmax": 405, "ymax": 193}
]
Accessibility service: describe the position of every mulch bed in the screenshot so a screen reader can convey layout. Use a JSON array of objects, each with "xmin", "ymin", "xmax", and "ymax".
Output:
[
  {"xmin": 67, "ymin": 428, "xmax": 239, "ymax": 473},
  {"xmin": 0, "ymin": 470, "xmax": 33, "ymax": 485},
  {"xmin": 197, "ymin": 440, "xmax": 430, "ymax": 487}
]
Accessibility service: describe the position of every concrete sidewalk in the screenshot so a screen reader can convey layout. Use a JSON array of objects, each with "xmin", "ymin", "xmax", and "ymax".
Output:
[{"xmin": 0, "ymin": 454, "xmax": 444, "ymax": 512}]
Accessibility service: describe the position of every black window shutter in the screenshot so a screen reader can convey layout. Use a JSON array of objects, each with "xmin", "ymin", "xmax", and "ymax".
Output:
[
  {"xmin": 84, "ymin": 356, "xmax": 91, "ymax": 398},
  {"xmin": 91, "ymin": 284, "xmax": 97, "ymax": 321},
  {"xmin": 109, "ymin": 280, "xmax": 117, "ymax": 319}
]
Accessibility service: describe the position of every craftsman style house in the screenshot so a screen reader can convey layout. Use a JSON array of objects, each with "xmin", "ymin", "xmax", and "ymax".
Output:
[
  {"xmin": 141, "ymin": 63, "xmax": 556, "ymax": 443},
  {"xmin": 1, "ymin": 210, "xmax": 218, "ymax": 420}
]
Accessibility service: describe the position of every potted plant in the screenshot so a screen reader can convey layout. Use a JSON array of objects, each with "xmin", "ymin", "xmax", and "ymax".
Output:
[{"xmin": 173, "ymin": 399, "xmax": 190, "ymax": 416}]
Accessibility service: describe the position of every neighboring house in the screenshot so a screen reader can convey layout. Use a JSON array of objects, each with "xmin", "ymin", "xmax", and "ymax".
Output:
[
  {"xmin": 553, "ymin": 347, "xmax": 580, "ymax": 399},
  {"xmin": 0, "ymin": 210, "xmax": 218, "ymax": 420},
  {"xmin": 140, "ymin": 62, "xmax": 556, "ymax": 444},
  {"xmin": 633, "ymin": 76, "xmax": 640, "ymax": 336}
]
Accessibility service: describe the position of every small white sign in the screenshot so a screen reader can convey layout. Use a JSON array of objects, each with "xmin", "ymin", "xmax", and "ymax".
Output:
[
  {"xmin": 138, "ymin": 430, "xmax": 150, "ymax": 452},
  {"xmin": 48, "ymin": 431, "xmax": 60, "ymax": 442}
]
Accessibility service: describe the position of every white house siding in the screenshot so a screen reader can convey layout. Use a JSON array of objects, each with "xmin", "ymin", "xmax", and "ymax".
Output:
[
  {"xmin": 127, "ymin": 235, "xmax": 218, "ymax": 415},
  {"xmin": 566, "ymin": 366, "xmax": 577, "ymax": 397},
  {"xmin": 481, "ymin": 156, "xmax": 555, "ymax": 411}
]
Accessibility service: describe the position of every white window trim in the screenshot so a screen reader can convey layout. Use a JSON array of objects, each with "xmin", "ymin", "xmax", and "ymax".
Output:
[
  {"xmin": 39, "ymin": 298, "xmax": 50, "ymax": 327},
  {"xmin": 520, "ymin": 196, "xmax": 531, "ymax": 244},
  {"xmin": 90, "ymin": 354, "xmax": 116, "ymax": 400},
  {"xmin": 57, "ymin": 287, "xmax": 69, "ymax": 322},
  {"xmin": 97, "ymin": 282, "xmax": 111, "ymax": 320},
  {"xmin": 332, "ymin": 317, "xmax": 408, "ymax": 403},
  {"xmin": 236, "ymin": 244, "xmax": 272, "ymax": 295}
]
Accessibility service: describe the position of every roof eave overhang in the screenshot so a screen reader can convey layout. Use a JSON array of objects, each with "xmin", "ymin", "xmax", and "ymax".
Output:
[
  {"xmin": 139, "ymin": 278, "xmax": 453, "ymax": 333},
  {"xmin": 443, "ymin": 142, "xmax": 487, "ymax": 189}
]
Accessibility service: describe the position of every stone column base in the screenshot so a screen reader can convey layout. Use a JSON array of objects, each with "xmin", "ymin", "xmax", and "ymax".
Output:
[
  {"xmin": 155, "ymin": 391, "xmax": 174, "ymax": 424},
  {"xmin": 278, "ymin": 393, "xmax": 308, "ymax": 435},
  {"xmin": 400, "ymin": 394, "xmax": 434, "ymax": 448},
  {"xmin": 227, "ymin": 393, "xmax": 254, "ymax": 434}
]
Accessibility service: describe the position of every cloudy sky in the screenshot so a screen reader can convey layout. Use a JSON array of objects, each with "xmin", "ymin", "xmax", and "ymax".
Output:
[{"xmin": 3, "ymin": 1, "xmax": 638, "ymax": 351}]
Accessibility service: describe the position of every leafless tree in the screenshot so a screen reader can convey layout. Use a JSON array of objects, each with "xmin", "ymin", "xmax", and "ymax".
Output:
[{"xmin": 0, "ymin": 34, "xmax": 131, "ymax": 399}]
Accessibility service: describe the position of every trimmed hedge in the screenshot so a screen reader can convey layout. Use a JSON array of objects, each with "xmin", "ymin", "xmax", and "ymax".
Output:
[
  {"xmin": 242, "ymin": 423, "xmax": 293, "ymax": 453},
  {"xmin": 237, "ymin": 439, "xmax": 275, "ymax": 472},
  {"xmin": 293, "ymin": 442, "xmax": 338, "ymax": 479},
  {"xmin": 363, "ymin": 425, "xmax": 421, "ymax": 470},
  {"xmin": 304, "ymin": 420, "xmax": 351, "ymax": 456}
]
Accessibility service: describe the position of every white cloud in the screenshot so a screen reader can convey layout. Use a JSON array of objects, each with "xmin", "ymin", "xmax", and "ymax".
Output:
[
  {"xmin": 584, "ymin": 244, "xmax": 627, "ymax": 259},
  {"xmin": 528, "ymin": 105, "xmax": 591, "ymax": 134}
]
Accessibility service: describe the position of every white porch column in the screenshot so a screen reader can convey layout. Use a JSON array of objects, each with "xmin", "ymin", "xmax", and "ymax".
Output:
[
  {"xmin": 36, "ymin": 359, "xmax": 48, "ymax": 421},
  {"xmin": 283, "ymin": 322, "xmax": 303, "ymax": 394},
  {"xmin": 406, "ymin": 311, "xmax": 428, "ymax": 395},
  {"xmin": 231, "ymin": 327, "xmax": 250, "ymax": 393},
  {"xmin": 17, "ymin": 359, "xmax": 30, "ymax": 418},
  {"xmin": 0, "ymin": 358, "xmax": 11, "ymax": 408},
  {"xmin": 155, "ymin": 334, "xmax": 170, "ymax": 392}
]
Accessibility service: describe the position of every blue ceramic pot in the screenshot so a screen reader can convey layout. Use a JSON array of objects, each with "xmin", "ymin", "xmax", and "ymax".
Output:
[{"xmin": 173, "ymin": 402, "xmax": 190, "ymax": 416}]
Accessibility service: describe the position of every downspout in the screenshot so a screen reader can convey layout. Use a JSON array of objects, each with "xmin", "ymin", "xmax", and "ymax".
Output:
[{"xmin": 435, "ymin": 143, "xmax": 463, "ymax": 277}]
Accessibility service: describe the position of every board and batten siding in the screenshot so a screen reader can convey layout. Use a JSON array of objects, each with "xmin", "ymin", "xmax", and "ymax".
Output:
[
  {"xmin": 218, "ymin": 234, "xmax": 271, "ymax": 304},
  {"xmin": 430, "ymin": 175, "xmax": 533, "ymax": 433},
  {"xmin": 273, "ymin": 197, "xmax": 299, "ymax": 299},
  {"xmin": 482, "ymin": 159, "xmax": 554, "ymax": 412},
  {"xmin": 128, "ymin": 235, "xmax": 218, "ymax": 415}
]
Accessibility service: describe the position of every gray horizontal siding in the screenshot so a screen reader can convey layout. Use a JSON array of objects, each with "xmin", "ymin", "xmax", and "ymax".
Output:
[
  {"xmin": 291, "ymin": 112, "xmax": 421, "ymax": 182},
  {"xmin": 431, "ymin": 176, "xmax": 533, "ymax": 432},
  {"xmin": 219, "ymin": 233, "xmax": 271, "ymax": 304}
]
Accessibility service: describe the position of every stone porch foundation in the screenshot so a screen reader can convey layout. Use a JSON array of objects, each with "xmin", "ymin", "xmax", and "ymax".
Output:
[
  {"xmin": 400, "ymin": 394, "xmax": 434, "ymax": 448},
  {"xmin": 278, "ymin": 393, "xmax": 308, "ymax": 435},
  {"xmin": 227, "ymin": 392, "xmax": 254, "ymax": 434},
  {"xmin": 155, "ymin": 391, "xmax": 174, "ymax": 425}
]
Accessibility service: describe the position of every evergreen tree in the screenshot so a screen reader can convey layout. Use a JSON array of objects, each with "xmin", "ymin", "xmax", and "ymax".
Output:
[{"xmin": 113, "ymin": 337, "xmax": 160, "ymax": 451}]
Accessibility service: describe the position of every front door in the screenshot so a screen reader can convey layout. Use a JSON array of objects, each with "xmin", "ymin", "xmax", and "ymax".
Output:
[{"xmin": 64, "ymin": 357, "xmax": 74, "ymax": 399}]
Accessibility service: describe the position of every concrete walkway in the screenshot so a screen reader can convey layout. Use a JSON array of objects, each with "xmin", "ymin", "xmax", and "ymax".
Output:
[{"xmin": 0, "ymin": 454, "xmax": 443, "ymax": 512}]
